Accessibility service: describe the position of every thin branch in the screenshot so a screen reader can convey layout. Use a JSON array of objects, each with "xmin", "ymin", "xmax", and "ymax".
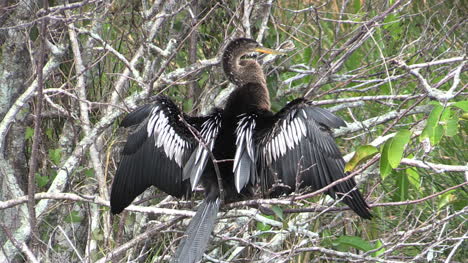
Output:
[
  {"xmin": 400, "ymin": 158, "xmax": 468, "ymax": 173},
  {"xmin": 27, "ymin": 0, "xmax": 49, "ymax": 251},
  {"xmin": 0, "ymin": 223, "xmax": 40, "ymax": 263},
  {"xmin": 0, "ymin": 44, "xmax": 66, "ymax": 153},
  {"xmin": 95, "ymin": 217, "xmax": 182, "ymax": 263}
]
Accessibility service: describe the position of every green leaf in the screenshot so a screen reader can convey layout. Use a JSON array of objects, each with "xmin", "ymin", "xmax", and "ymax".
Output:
[
  {"xmin": 345, "ymin": 51, "xmax": 361, "ymax": 70},
  {"xmin": 303, "ymin": 46, "xmax": 312, "ymax": 62},
  {"xmin": 444, "ymin": 117, "xmax": 458, "ymax": 137},
  {"xmin": 84, "ymin": 168, "xmax": 95, "ymax": 177},
  {"xmin": 271, "ymin": 206, "xmax": 284, "ymax": 220},
  {"xmin": 452, "ymin": 100, "xmax": 468, "ymax": 111},
  {"xmin": 438, "ymin": 190, "xmax": 456, "ymax": 210},
  {"xmin": 387, "ymin": 129, "xmax": 411, "ymax": 168},
  {"xmin": 372, "ymin": 240, "xmax": 385, "ymax": 257},
  {"xmin": 25, "ymin": 127, "xmax": 34, "ymax": 140},
  {"xmin": 431, "ymin": 125, "xmax": 444, "ymax": 145},
  {"xmin": 35, "ymin": 173, "xmax": 49, "ymax": 188},
  {"xmin": 46, "ymin": 128, "xmax": 55, "ymax": 140},
  {"xmin": 462, "ymin": 113, "xmax": 468, "ymax": 120},
  {"xmin": 183, "ymin": 98, "xmax": 193, "ymax": 112},
  {"xmin": 380, "ymin": 129, "xmax": 411, "ymax": 180},
  {"xmin": 65, "ymin": 211, "xmax": 83, "ymax": 223},
  {"xmin": 335, "ymin": 236, "xmax": 373, "ymax": 252},
  {"xmin": 394, "ymin": 172, "xmax": 409, "ymax": 201},
  {"xmin": 452, "ymin": 197, "xmax": 468, "ymax": 211},
  {"xmin": 345, "ymin": 145, "xmax": 379, "ymax": 172},
  {"xmin": 352, "ymin": 0, "xmax": 361, "ymax": 13},
  {"xmin": 256, "ymin": 215, "xmax": 273, "ymax": 231},
  {"xmin": 48, "ymin": 148, "xmax": 62, "ymax": 165},
  {"xmin": 420, "ymin": 105, "xmax": 445, "ymax": 145},
  {"xmin": 29, "ymin": 25, "xmax": 39, "ymax": 41},
  {"xmin": 383, "ymin": 14, "xmax": 402, "ymax": 39},
  {"xmin": 380, "ymin": 142, "xmax": 392, "ymax": 180},
  {"xmin": 406, "ymin": 168, "xmax": 421, "ymax": 192}
]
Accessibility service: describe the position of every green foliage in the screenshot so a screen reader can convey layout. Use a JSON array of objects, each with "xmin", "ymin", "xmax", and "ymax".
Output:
[
  {"xmin": 84, "ymin": 168, "xmax": 94, "ymax": 177},
  {"xmin": 380, "ymin": 129, "xmax": 412, "ymax": 179},
  {"xmin": 333, "ymin": 235, "xmax": 374, "ymax": 252},
  {"xmin": 48, "ymin": 148, "xmax": 62, "ymax": 166},
  {"xmin": 437, "ymin": 190, "xmax": 456, "ymax": 210},
  {"xmin": 393, "ymin": 171, "xmax": 409, "ymax": 201},
  {"xmin": 271, "ymin": 205, "xmax": 284, "ymax": 220},
  {"xmin": 452, "ymin": 100, "xmax": 468, "ymax": 111},
  {"xmin": 64, "ymin": 211, "xmax": 83, "ymax": 224},
  {"xmin": 256, "ymin": 215, "xmax": 273, "ymax": 232},
  {"xmin": 35, "ymin": 172, "xmax": 49, "ymax": 188},
  {"xmin": 345, "ymin": 145, "xmax": 379, "ymax": 172},
  {"xmin": 420, "ymin": 102, "xmax": 466, "ymax": 145},
  {"xmin": 25, "ymin": 126, "xmax": 34, "ymax": 140}
]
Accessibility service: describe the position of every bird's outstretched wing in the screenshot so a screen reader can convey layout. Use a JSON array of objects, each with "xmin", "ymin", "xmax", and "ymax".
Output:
[
  {"xmin": 110, "ymin": 95, "xmax": 221, "ymax": 214},
  {"xmin": 232, "ymin": 113, "xmax": 258, "ymax": 193},
  {"xmin": 255, "ymin": 98, "xmax": 371, "ymax": 219}
]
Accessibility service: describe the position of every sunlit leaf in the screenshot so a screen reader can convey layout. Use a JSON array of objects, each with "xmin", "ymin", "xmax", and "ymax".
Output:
[
  {"xmin": 373, "ymin": 240, "xmax": 385, "ymax": 257},
  {"xmin": 380, "ymin": 129, "xmax": 411, "ymax": 179},
  {"xmin": 406, "ymin": 168, "xmax": 421, "ymax": 192},
  {"xmin": 452, "ymin": 100, "xmax": 468, "ymax": 111},
  {"xmin": 256, "ymin": 215, "xmax": 273, "ymax": 232},
  {"xmin": 387, "ymin": 129, "xmax": 411, "ymax": 168},
  {"xmin": 345, "ymin": 145, "xmax": 379, "ymax": 172},
  {"xmin": 444, "ymin": 117, "xmax": 459, "ymax": 137},
  {"xmin": 421, "ymin": 105, "xmax": 445, "ymax": 145},
  {"xmin": 438, "ymin": 190, "xmax": 456, "ymax": 210},
  {"xmin": 380, "ymin": 142, "xmax": 392, "ymax": 180}
]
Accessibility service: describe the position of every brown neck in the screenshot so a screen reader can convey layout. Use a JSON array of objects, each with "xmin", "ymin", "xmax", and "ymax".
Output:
[{"xmin": 224, "ymin": 83, "xmax": 271, "ymax": 116}]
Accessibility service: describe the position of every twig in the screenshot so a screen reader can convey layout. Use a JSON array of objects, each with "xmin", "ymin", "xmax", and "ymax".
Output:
[
  {"xmin": 400, "ymin": 158, "xmax": 468, "ymax": 173},
  {"xmin": 95, "ymin": 217, "xmax": 183, "ymax": 263},
  {"xmin": 394, "ymin": 58, "xmax": 466, "ymax": 102},
  {"xmin": 444, "ymin": 231, "xmax": 467, "ymax": 263},
  {"xmin": 27, "ymin": 0, "xmax": 49, "ymax": 251},
  {"xmin": 278, "ymin": 246, "xmax": 404, "ymax": 263},
  {"xmin": 0, "ymin": 223, "xmax": 40, "ymax": 263}
]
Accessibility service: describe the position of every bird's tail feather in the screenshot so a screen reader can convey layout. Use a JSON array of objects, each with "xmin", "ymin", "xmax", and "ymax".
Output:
[{"xmin": 171, "ymin": 198, "xmax": 220, "ymax": 263}]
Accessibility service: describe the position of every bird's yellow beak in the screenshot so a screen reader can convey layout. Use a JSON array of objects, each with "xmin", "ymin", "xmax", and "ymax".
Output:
[{"xmin": 254, "ymin": 47, "xmax": 285, "ymax": 55}]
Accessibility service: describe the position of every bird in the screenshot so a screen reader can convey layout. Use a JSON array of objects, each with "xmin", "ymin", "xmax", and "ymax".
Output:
[{"xmin": 110, "ymin": 38, "xmax": 372, "ymax": 263}]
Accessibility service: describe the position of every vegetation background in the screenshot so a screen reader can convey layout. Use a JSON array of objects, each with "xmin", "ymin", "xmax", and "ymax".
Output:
[{"xmin": 0, "ymin": 0, "xmax": 466, "ymax": 262}]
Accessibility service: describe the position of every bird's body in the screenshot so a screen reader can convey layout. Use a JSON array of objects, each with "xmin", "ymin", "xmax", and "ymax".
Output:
[{"xmin": 110, "ymin": 38, "xmax": 371, "ymax": 262}]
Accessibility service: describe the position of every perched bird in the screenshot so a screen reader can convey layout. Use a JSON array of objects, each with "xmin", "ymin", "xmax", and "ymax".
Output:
[{"xmin": 110, "ymin": 38, "xmax": 371, "ymax": 263}]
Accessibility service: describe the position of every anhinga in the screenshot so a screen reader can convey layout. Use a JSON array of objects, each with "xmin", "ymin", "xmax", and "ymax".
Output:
[{"xmin": 110, "ymin": 38, "xmax": 371, "ymax": 262}]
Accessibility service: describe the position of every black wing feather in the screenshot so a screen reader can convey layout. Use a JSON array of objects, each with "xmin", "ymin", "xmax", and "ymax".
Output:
[
  {"xmin": 233, "ymin": 114, "xmax": 257, "ymax": 193},
  {"xmin": 256, "ymin": 99, "xmax": 371, "ymax": 219},
  {"xmin": 111, "ymin": 96, "xmax": 216, "ymax": 214},
  {"xmin": 120, "ymin": 104, "xmax": 154, "ymax": 127}
]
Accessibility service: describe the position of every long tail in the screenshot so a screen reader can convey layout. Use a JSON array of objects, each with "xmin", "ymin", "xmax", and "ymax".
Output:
[
  {"xmin": 171, "ymin": 198, "xmax": 220, "ymax": 263},
  {"xmin": 337, "ymin": 179, "xmax": 372, "ymax": 219}
]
